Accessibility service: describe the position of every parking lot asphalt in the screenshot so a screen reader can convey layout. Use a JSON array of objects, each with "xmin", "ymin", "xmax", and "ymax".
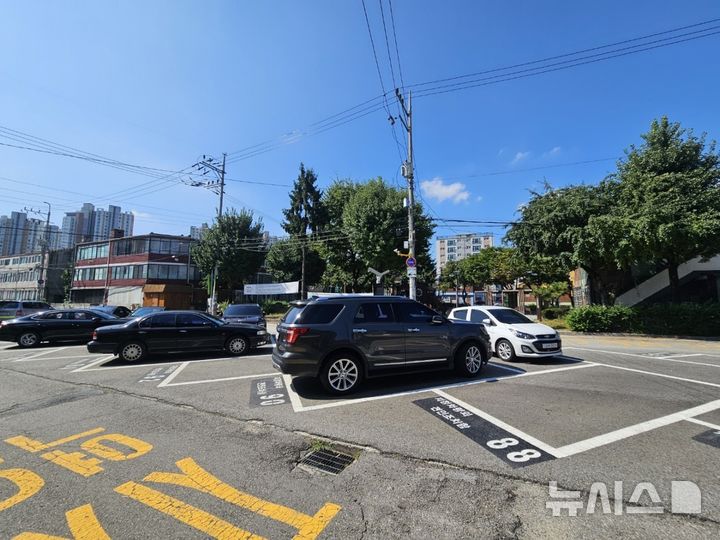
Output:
[{"xmin": 1, "ymin": 333, "xmax": 719, "ymax": 538}]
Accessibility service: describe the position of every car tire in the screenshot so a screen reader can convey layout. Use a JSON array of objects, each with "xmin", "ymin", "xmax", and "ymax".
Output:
[
  {"xmin": 226, "ymin": 336, "xmax": 249, "ymax": 356},
  {"xmin": 17, "ymin": 331, "xmax": 41, "ymax": 348},
  {"xmin": 119, "ymin": 341, "xmax": 145, "ymax": 362},
  {"xmin": 496, "ymin": 339, "xmax": 517, "ymax": 362},
  {"xmin": 320, "ymin": 353, "xmax": 363, "ymax": 395},
  {"xmin": 455, "ymin": 341, "xmax": 485, "ymax": 377}
]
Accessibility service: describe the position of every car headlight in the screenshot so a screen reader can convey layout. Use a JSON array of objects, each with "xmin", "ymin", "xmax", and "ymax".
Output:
[
  {"xmin": 510, "ymin": 328, "xmax": 535, "ymax": 340},
  {"xmin": 256, "ymin": 330, "xmax": 267, "ymax": 335}
]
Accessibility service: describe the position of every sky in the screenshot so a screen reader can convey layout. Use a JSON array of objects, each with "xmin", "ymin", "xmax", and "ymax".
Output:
[{"xmin": 1, "ymin": 0, "xmax": 719, "ymax": 246}]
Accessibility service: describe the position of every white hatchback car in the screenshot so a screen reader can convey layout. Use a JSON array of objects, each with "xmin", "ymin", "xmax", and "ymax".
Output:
[{"xmin": 448, "ymin": 306, "xmax": 561, "ymax": 361}]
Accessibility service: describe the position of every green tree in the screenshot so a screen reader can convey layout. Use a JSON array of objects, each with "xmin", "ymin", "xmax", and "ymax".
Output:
[
  {"xmin": 318, "ymin": 180, "xmax": 370, "ymax": 292},
  {"xmin": 342, "ymin": 178, "xmax": 435, "ymax": 288},
  {"xmin": 505, "ymin": 182, "xmax": 626, "ymax": 305},
  {"xmin": 439, "ymin": 260, "xmax": 469, "ymax": 304},
  {"xmin": 61, "ymin": 264, "xmax": 74, "ymax": 304},
  {"xmin": 265, "ymin": 239, "xmax": 326, "ymax": 286},
  {"xmin": 531, "ymin": 281, "xmax": 570, "ymax": 320},
  {"xmin": 191, "ymin": 209, "xmax": 265, "ymax": 298},
  {"xmin": 613, "ymin": 117, "xmax": 720, "ymax": 302},
  {"xmin": 282, "ymin": 163, "xmax": 327, "ymax": 298}
]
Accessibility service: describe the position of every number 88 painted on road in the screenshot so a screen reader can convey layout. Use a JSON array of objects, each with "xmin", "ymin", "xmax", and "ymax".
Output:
[{"xmin": 486, "ymin": 438, "xmax": 542, "ymax": 463}]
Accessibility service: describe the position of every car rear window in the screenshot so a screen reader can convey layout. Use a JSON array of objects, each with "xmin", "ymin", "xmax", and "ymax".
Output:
[
  {"xmin": 0, "ymin": 301, "xmax": 19, "ymax": 309},
  {"xmin": 283, "ymin": 304, "xmax": 343, "ymax": 324},
  {"xmin": 452, "ymin": 308, "xmax": 468, "ymax": 320},
  {"xmin": 225, "ymin": 305, "xmax": 261, "ymax": 316}
]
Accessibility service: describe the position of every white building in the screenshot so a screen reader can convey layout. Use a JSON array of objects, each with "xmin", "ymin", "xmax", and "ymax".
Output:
[
  {"xmin": 435, "ymin": 233, "xmax": 494, "ymax": 276},
  {"xmin": 60, "ymin": 203, "xmax": 134, "ymax": 248},
  {"xmin": 190, "ymin": 223, "xmax": 209, "ymax": 240}
]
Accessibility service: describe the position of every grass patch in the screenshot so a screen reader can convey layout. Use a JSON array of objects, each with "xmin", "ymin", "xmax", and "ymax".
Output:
[{"xmin": 541, "ymin": 318, "xmax": 568, "ymax": 330}]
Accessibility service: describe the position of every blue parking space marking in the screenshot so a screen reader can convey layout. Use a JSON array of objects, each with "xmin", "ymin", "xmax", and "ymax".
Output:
[
  {"xmin": 693, "ymin": 429, "xmax": 720, "ymax": 449},
  {"xmin": 414, "ymin": 395, "xmax": 555, "ymax": 468},
  {"xmin": 249, "ymin": 375, "xmax": 288, "ymax": 408},
  {"xmin": 138, "ymin": 364, "xmax": 181, "ymax": 383}
]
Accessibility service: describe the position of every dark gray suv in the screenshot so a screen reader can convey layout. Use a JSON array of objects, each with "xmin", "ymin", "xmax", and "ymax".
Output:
[{"xmin": 272, "ymin": 296, "xmax": 491, "ymax": 395}]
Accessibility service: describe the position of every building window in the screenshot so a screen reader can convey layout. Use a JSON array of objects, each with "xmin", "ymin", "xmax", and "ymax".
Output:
[{"xmin": 77, "ymin": 243, "xmax": 109, "ymax": 261}]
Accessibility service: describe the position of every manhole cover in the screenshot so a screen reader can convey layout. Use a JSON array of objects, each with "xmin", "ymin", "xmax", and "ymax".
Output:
[{"xmin": 300, "ymin": 448, "xmax": 355, "ymax": 475}]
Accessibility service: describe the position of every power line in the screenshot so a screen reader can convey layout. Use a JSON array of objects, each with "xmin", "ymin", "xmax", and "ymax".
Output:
[
  {"xmin": 387, "ymin": 0, "xmax": 405, "ymax": 89},
  {"xmin": 378, "ymin": 0, "xmax": 398, "ymax": 90},
  {"xmin": 439, "ymin": 157, "xmax": 618, "ymax": 180}
]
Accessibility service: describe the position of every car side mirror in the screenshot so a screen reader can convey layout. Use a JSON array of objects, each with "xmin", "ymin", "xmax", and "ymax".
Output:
[
  {"xmin": 431, "ymin": 315, "xmax": 443, "ymax": 325},
  {"xmin": 91, "ymin": 317, "xmax": 101, "ymax": 322},
  {"xmin": 482, "ymin": 318, "xmax": 491, "ymax": 325}
]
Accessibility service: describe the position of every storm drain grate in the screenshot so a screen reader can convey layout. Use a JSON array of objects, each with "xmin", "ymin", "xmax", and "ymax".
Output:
[{"xmin": 300, "ymin": 448, "xmax": 355, "ymax": 475}]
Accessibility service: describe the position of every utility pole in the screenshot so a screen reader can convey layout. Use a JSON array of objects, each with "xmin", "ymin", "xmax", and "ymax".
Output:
[
  {"xmin": 24, "ymin": 203, "xmax": 51, "ymax": 301},
  {"xmin": 395, "ymin": 89, "xmax": 416, "ymax": 300},
  {"xmin": 188, "ymin": 153, "xmax": 226, "ymax": 315}
]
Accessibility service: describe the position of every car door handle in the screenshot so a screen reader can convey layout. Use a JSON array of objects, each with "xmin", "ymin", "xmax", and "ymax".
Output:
[
  {"xmin": 139, "ymin": 331, "xmax": 147, "ymax": 334},
  {"xmin": 407, "ymin": 328, "xmax": 420, "ymax": 333},
  {"xmin": 352, "ymin": 328, "xmax": 367, "ymax": 334},
  {"xmin": 178, "ymin": 330, "xmax": 188, "ymax": 333}
]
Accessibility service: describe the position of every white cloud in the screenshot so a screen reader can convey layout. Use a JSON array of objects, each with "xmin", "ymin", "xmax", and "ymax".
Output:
[
  {"xmin": 510, "ymin": 151, "xmax": 530, "ymax": 165},
  {"xmin": 131, "ymin": 210, "xmax": 152, "ymax": 219},
  {"xmin": 420, "ymin": 177, "xmax": 470, "ymax": 204},
  {"xmin": 542, "ymin": 146, "xmax": 562, "ymax": 158},
  {"xmin": 476, "ymin": 195, "xmax": 483, "ymax": 202}
]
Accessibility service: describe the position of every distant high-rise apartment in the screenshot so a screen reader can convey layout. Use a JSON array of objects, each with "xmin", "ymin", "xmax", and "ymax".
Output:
[
  {"xmin": 0, "ymin": 211, "xmax": 28, "ymax": 256},
  {"xmin": 190, "ymin": 223, "xmax": 210, "ymax": 240},
  {"xmin": 435, "ymin": 233, "xmax": 494, "ymax": 276},
  {"xmin": 60, "ymin": 203, "xmax": 134, "ymax": 248}
]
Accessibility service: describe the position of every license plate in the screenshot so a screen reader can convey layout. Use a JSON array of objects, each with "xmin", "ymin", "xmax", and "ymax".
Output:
[{"xmin": 541, "ymin": 343, "xmax": 559, "ymax": 350}]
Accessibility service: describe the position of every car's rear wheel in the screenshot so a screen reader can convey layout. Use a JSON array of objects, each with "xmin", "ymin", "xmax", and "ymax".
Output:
[
  {"xmin": 456, "ymin": 342, "xmax": 485, "ymax": 377},
  {"xmin": 496, "ymin": 339, "xmax": 516, "ymax": 362},
  {"xmin": 17, "ymin": 331, "xmax": 40, "ymax": 348},
  {"xmin": 321, "ymin": 353, "xmax": 363, "ymax": 395},
  {"xmin": 119, "ymin": 341, "xmax": 145, "ymax": 362},
  {"xmin": 226, "ymin": 336, "xmax": 249, "ymax": 356}
]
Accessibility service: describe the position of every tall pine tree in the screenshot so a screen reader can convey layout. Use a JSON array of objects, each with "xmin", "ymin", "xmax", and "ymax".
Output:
[{"xmin": 282, "ymin": 164, "xmax": 327, "ymax": 298}]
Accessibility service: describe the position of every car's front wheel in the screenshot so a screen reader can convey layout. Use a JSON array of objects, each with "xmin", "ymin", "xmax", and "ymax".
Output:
[
  {"xmin": 320, "ymin": 353, "xmax": 363, "ymax": 395},
  {"xmin": 119, "ymin": 341, "xmax": 145, "ymax": 362},
  {"xmin": 495, "ymin": 339, "xmax": 517, "ymax": 362},
  {"xmin": 456, "ymin": 342, "xmax": 485, "ymax": 377},
  {"xmin": 226, "ymin": 336, "xmax": 249, "ymax": 356},
  {"xmin": 17, "ymin": 331, "xmax": 41, "ymax": 348}
]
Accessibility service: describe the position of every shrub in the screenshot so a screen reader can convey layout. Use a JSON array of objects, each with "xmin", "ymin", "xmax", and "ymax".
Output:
[
  {"xmin": 542, "ymin": 306, "xmax": 571, "ymax": 320},
  {"xmin": 566, "ymin": 303, "xmax": 720, "ymax": 336},
  {"xmin": 261, "ymin": 300, "xmax": 291, "ymax": 315},
  {"xmin": 565, "ymin": 305, "xmax": 636, "ymax": 332}
]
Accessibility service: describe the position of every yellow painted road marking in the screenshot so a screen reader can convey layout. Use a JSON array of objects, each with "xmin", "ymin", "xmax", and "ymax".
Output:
[
  {"xmin": 115, "ymin": 481, "xmax": 263, "ymax": 539},
  {"xmin": 0, "ymin": 467, "xmax": 44, "ymax": 512},
  {"xmin": 6, "ymin": 428, "xmax": 106, "ymax": 453},
  {"xmin": 143, "ymin": 457, "xmax": 341, "ymax": 540},
  {"xmin": 13, "ymin": 503, "xmax": 110, "ymax": 539},
  {"xmin": 40, "ymin": 451, "xmax": 103, "ymax": 478},
  {"xmin": 80, "ymin": 434, "xmax": 152, "ymax": 461}
]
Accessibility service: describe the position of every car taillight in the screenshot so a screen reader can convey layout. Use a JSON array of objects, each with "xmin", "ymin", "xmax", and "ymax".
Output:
[
  {"xmin": 285, "ymin": 327, "xmax": 309, "ymax": 344},
  {"xmin": 92, "ymin": 331, "xmax": 98, "ymax": 341}
]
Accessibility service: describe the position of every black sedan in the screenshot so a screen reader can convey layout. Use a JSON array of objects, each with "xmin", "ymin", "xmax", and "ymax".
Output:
[
  {"xmin": 0, "ymin": 309, "xmax": 127, "ymax": 348},
  {"xmin": 87, "ymin": 310, "xmax": 270, "ymax": 362},
  {"xmin": 222, "ymin": 303, "xmax": 266, "ymax": 328}
]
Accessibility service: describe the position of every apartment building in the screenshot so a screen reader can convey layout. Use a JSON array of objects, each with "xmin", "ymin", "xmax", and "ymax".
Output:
[{"xmin": 435, "ymin": 233, "xmax": 494, "ymax": 276}]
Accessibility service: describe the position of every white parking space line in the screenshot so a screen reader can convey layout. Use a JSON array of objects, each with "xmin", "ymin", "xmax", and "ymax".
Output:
[
  {"xmin": 79, "ymin": 353, "xmax": 273, "ymax": 372},
  {"xmin": 289, "ymin": 362, "xmax": 598, "ymax": 413},
  {"xmin": 432, "ymin": 389, "xmax": 561, "ymax": 457},
  {"xmin": 163, "ymin": 371, "xmax": 277, "ymax": 387},
  {"xmin": 282, "ymin": 374, "xmax": 305, "ymax": 413},
  {"xmin": 685, "ymin": 417, "xmax": 720, "ymax": 431},
  {"xmin": 566, "ymin": 347, "xmax": 720, "ymax": 368},
  {"xmin": 72, "ymin": 355, "xmax": 116, "ymax": 372},
  {"xmin": 12, "ymin": 347, "xmax": 67, "ymax": 362},
  {"xmin": 554, "ymin": 399, "xmax": 720, "ymax": 458},
  {"xmin": 593, "ymin": 362, "xmax": 720, "ymax": 389},
  {"xmin": 157, "ymin": 362, "xmax": 189, "ymax": 387}
]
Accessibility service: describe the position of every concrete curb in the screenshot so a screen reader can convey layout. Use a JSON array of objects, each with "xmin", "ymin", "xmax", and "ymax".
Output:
[{"xmin": 557, "ymin": 330, "xmax": 720, "ymax": 341}]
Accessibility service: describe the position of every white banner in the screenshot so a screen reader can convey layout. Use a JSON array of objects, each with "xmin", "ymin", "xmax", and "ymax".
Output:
[{"xmin": 244, "ymin": 281, "xmax": 299, "ymax": 295}]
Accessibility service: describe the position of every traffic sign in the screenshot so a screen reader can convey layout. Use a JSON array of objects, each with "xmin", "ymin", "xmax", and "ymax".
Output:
[
  {"xmin": 406, "ymin": 257, "xmax": 416, "ymax": 268},
  {"xmin": 406, "ymin": 267, "xmax": 417, "ymax": 277}
]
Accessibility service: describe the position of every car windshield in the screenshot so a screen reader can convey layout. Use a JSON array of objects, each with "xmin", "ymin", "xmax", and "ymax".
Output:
[
  {"xmin": 224, "ymin": 305, "xmax": 261, "ymax": 316},
  {"xmin": 92, "ymin": 306, "xmax": 114, "ymax": 313},
  {"xmin": 130, "ymin": 307, "xmax": 162, "ymax": 317},
  {"xmin": 202, "ymin": 313, "xmax": 226, "ymax": 325},
  {"xmin": 0, "ymin": 301, "xmax": 19, "ymax": 309},
  {"xmin": 487, "ymin": 309, "xmax": 533, "ymax": 324}
]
